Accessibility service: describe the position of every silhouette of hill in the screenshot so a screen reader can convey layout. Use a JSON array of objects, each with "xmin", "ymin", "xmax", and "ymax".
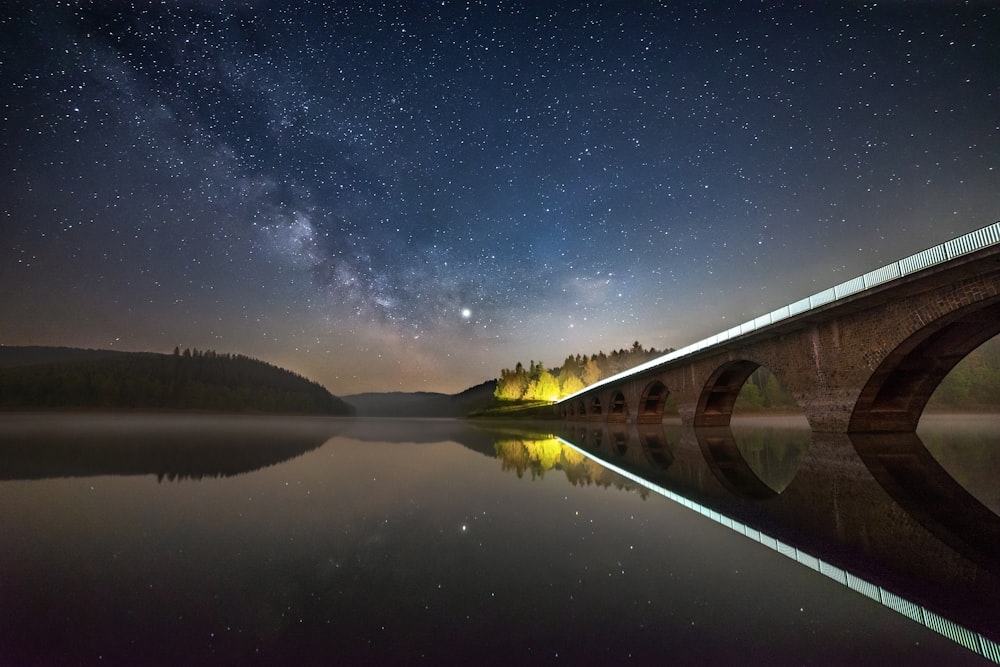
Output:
[
  {"xmin": 0, "ymin": 346, "xmax": 354, "ymax": 415},
  {"xmin": 344, "ymin": 380, "xmax": 496, "ymax": 417},
  {"xmin": 0, "ymin": 346, "xmax": 135, "ymax": 368}
]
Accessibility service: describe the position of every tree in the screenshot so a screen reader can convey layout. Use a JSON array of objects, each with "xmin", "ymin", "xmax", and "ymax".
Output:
[
  {"xmin": 532, "ymin": 371, "xmax": 560, "ymax": 401},
  {"xmin": 560, "ymin": 374, "xmax": 585, "ymax": 396},
  {"xmin": 581, "ymin": 358, "xmax": 601, "ymax": 386},
  {"xmin": 735, "ymin": 382, "xmax": 763, "ymax": 411},
  {"xmin": 495, "ymin": 365, "xmax": 529, "ymax": 400}
]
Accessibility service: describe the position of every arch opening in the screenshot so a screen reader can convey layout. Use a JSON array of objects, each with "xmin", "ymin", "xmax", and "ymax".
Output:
[
  {"xmin": 696, "ymin": 361, "xmax": 805, "ymax": 428},
  {"xmin": 694, "ymin": 360, "xmax": 759, "ymax": 427},
  {"xmin": 917, "ymin": 333, "xmax": 1000, "ymax": 519},
  {"xmin": 637, "ymin": 381, "xmax": 670, "ymax": 424},
  {"xmin": 588, "ymin": 396, "xmax": 602, "ymax": 418},
  {"xmin": 608, "ymin": 391, "xmax": 628, "ymax": 423},
  {"xmin": 733, "ymin": 367, "xmax": 803, "ymax": 417},
  {"xmin": 850, "ymin": 299, "xmax": 1000, "ymax": 433},
  {"xmin": 923, "ymin": 333, "xmax": 1000, "ymax": 418}
]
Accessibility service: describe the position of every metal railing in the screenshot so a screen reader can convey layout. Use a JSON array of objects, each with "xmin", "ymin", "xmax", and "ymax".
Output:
[{"xmin": 559, "ymin": 220, "xmax": 1000, "ymax": 403}]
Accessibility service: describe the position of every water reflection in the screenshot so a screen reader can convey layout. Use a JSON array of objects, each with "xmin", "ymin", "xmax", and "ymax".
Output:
[
  {"xmin": 695, "ymin": 427, "xmax": 785, "ymax": 499},
  {"xmin": 918, "ymin": 414, "xmax": 1000, "ymax": 516},
  {"xmin": 549, "ymin": 418, "xmax": 1000, "ymax": 656},
  {"xmin": 0, "ymin": 413, "xmax": 345, "ymax": 481},
  {"xmin": 851, "ymin": 429, "xmax": 1000, "ymax": 573},
  {"xmin": 0, "ymin": 414, "xmax": 996, "ymax": 665},
  {"xmin": 559, "ymin": 423, "xmax": 676, "ymax": 471},
  {"xmin": 730, "ymin": 417, "xmax": 811, "ymax": 493},
  {"xmin": 492, "ymin": 433, "xmax": 649, "ymax": 495}
]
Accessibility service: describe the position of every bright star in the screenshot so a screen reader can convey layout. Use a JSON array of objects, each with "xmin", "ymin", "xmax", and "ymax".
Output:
[{"xmin": 461, "ymin": 308, "xmax": 471, "ymax": 319}]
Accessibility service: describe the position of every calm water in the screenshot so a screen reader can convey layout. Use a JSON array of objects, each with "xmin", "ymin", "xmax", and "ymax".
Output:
[{"xmin": 0, "ymin": 413, "xmax": 996, "ymax": 666}]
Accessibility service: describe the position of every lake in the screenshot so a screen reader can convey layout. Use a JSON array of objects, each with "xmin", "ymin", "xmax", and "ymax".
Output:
[{"xmin": 0, "ymin": 413, "xmax": 996, "ymax": 665}]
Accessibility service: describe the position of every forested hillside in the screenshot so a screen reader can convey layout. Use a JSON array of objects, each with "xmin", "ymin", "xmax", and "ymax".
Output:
[
  {"xmin": 0, "ymin": 347, "xmax": 354, "ymax": 415},
  {"xmin": 344, "ymin": 381, "xmax": 496, "ymax": 417},
  {"xmin": 494, "ymin": 342, "xmax": 667, "ymax": 402}
]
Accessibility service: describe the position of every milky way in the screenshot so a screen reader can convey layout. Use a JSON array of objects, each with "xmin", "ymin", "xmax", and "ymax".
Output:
[{"xmin": 2, "ymin": 2, "xmax": 998, "ymax": 394}]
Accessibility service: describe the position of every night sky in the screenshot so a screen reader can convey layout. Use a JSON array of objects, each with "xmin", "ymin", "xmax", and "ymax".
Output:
[{"xmin": 2, "ymin": 2, "xmax": 998, "ymax": 395}]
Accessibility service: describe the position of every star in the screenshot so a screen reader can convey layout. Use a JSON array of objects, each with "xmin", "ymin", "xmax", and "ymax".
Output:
[{"xmin": 0, "ymin": 2, "xmax": 997, "ymax": 394}]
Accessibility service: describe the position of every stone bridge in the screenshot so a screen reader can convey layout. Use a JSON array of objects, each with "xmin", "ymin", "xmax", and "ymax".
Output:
[{"xmin": 558, "ymin": 222, "xmax": 1000, "ymax": 433}]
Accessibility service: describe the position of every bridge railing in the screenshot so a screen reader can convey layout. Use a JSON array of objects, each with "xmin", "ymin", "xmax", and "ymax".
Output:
[{"xmin": 559, "ymin": 220, "xmax": 1000, "ymax": 403}]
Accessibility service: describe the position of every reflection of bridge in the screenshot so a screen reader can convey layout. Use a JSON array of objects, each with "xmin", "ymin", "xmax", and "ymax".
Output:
[
  {"xmin": 559, "ymin": 222, "xmax": 1000, "ymax": 433},
  {"xmin": 553, "ymin": 421, "xmax": 1000, "ymax": 660}
]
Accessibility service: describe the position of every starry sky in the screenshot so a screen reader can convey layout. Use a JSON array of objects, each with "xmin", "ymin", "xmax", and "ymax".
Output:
[{"xmin": 2, "ymin": 1, "xmax": 998, "ymax": 395}]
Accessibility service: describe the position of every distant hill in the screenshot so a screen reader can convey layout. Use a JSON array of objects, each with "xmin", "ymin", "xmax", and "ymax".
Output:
[
  {"xmin": 0, "ymin": 346, "xmax": 136, "ymax": 368},
  {"xmin": 0, "ymin": 346, "xmax": 354, "ymax": 416},
  {"xmin": 344, "ymin": 380, "xmax": 497, "ymax": 417}
]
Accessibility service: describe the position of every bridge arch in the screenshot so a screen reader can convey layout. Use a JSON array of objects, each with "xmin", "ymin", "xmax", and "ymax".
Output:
[
  {"xmin": 637, "ymin": 380, "xmax": 669, "ymax": 423},
  {"xmin": 588, "ymin": 395, "xmax": 602, "ymax": 419},
  {"xmin": 694, "ymin": 359, "xmax": 805, "ymax": 427},
  {"xmin": 608, "ymin": 390, "xmax": 628, "ymax": 423},
  {"xmin": 693, "ymin": 360, "xmax": 760, "ymax": 427},
  {"xmin": 850, "ymin": 298, "xmax": 1000, "ymax": 433}
]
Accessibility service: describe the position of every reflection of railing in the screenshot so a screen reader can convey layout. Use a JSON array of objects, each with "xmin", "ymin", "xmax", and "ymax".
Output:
[
  {"xmin": 556, "ymin": 435, "xmax": 1000, "ymax": 664},
  {"xmin": 560, "ymin": 221, "xmax": 1000, "ymax": 402}
]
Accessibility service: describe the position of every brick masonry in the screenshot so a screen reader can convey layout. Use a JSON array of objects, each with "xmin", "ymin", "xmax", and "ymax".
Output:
[{"xmin": 562, "ymin": 248, "xmax": 1000, "ymax": 433}]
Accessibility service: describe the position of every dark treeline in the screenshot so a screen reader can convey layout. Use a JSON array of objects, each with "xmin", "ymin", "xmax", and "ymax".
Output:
[
  {"xmin": 495, "ymin": 341, "xmax": 668, "ymax": 401},
  {"xmin": 0, "ymin": 347, "xmax": 354, "ymax": 415}
]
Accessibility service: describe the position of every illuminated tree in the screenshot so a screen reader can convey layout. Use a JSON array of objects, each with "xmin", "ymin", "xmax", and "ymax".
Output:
[
  {"xmin": 581, "ymin": 358, "xmax": 601, "ymax": 386},
  {"xmin": 532, "ymin": 370, "xmax": 560, "ymax": 401},
  {"xmin": 495, "ymin": 363, "xmax": 530, "ymax": 400},
  {"xmin": 560, "ymin": 374, "xmax": 585, "ymax": 396}
]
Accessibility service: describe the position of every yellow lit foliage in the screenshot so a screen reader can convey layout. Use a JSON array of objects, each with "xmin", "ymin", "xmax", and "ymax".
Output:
[{"xmin": 492, "ymin": 435, "xmax": 649, "ymax": 497}]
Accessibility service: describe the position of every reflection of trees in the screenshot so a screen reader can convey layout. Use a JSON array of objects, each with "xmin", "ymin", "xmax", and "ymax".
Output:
[
  {"xmin": 913, "ymin": 419, "xmax": 1000, "ymax": 516},
  {"xmin": 0, "ymin": 416, "xmax": 339, "ymax": 482},
  {"xmin": 493, "ymin": 436, "xmax": 649, "ymax": 497},
  {"xmin": 731, "ymin": 426, "xmax": 810, "ymax": 493},
  {"xmin": 851, "ymin": 430, "xmax": 1000, "ymax": 573}
]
